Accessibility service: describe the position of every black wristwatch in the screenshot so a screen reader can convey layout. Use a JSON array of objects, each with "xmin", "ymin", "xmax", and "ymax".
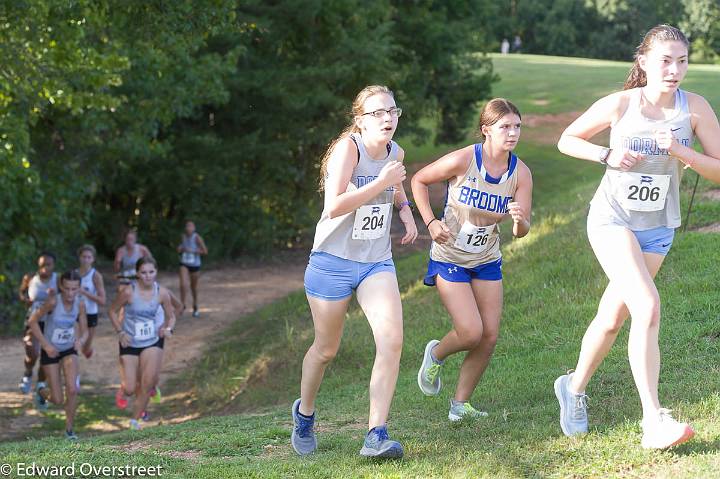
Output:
[{"xmin": 598, "ymin": 147, "xmax": 611, "ymax": 165}]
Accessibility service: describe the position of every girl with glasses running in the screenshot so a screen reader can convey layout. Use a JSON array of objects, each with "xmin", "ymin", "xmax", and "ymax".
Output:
[{"xmin": 291, "ymin": 85, "xmax": 417, "ymax": 458}]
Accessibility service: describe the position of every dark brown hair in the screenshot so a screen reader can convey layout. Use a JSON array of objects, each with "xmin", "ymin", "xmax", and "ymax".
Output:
[
  {"xmin": 624, "ymin": 25, "xmax": 689, "ymax": 90},
  {"xmin": 476, "ymin": 98, "xmax": 521, "ymax": 139},
  {"xmin": 135, "ymin": 256, "xmax": 157, "ymax": 272},
  {"xmin": 60, "ymin": 270, "xmax": 81, "ymax": 285}
]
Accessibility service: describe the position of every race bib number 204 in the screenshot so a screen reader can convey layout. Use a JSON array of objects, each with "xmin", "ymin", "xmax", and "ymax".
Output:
[{"xmin": 352, "ymin": 203, "xmax": 392, "ymax": 240}]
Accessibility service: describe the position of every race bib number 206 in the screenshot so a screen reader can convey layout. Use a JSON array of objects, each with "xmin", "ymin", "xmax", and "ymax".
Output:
[
  {"xmin": 618, "ymin": 173, "xmax": 671, "ymax": 212},
  {"xmin": 352, "ymin": 203, "xmax": 392, "ymax": 240}
]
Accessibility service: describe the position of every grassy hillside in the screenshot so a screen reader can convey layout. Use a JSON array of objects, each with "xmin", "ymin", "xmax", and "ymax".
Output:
[{"xmin": 2, "ymin": 54, "xmax": 719, "ymax": 479}]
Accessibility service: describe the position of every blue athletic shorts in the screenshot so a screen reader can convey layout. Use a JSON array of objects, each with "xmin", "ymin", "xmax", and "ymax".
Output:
[
  {"xmin": 587, "ymin": 224, "xmax": 675, "ymax": 256},
  {"xmin": 424, "ymin": 258, "xmax": 502, "ymax": 286},
  {"xmin": 304, "ymin": 251, "xmax": 396, "ymax": 301}
]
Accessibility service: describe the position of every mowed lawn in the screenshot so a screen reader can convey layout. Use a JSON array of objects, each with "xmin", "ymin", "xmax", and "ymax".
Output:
[{"xmin": 1, "ymin": 55, "xmax": 719, "ymax": 479}]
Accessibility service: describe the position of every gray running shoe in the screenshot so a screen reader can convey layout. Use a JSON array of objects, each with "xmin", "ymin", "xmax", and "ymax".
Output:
[
  {"xmin": 291, "ymin": 398, "xmax": 317, "ymax": 456},
  {"xmin": 359, "ymin": 425, "xmax": 403, "ymax": 458},
  {"xmin": 417, "ymin": 340, "xmax": 442, "ymax": 396},
  {"xmin": 448, "ymin": 400, "xmax": 489, "ymax": 422},
  {"xmin": 554, "ymin": 371, "xmax": 588, "ymax": 436}
]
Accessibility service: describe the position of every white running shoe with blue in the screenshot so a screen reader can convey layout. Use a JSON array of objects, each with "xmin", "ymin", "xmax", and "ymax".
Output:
[
  {"xmin": 554, "ymin": 371, "xmax": 588, "ymax": 436},
  {"xmin": 359, "ymin": 425, "xmax": 404, "ymax": 458},
  {"xmin": 19, "ymin": 375, "xmax": 32, "ymax": 394},
  {"xmin": 291, "ymin": 398, "xmax": 317, "ymax": 456},
  {"xmin": 34, "ymin": 382, "xmax": 48, "ymax": 412}
]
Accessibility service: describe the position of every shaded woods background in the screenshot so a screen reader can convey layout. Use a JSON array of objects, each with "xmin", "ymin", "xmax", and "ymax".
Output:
[{"xmin": 2, "ymin": 0, "xmax": 719, "ymax": 325}]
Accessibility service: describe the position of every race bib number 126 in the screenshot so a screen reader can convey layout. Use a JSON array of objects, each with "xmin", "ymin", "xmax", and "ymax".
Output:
[{"xmin": 454, "ymin": 221, "xmax": 495, "ymax": 254}]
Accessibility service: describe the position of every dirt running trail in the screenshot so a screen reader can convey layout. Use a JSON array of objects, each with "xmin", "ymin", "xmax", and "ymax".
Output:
[
  {"xmin": 0, "ymin": 260, "xmax": 306, "ymax": 441},
  {"xmin": 0, "ymin": 115, "xmax": 576, "ymax": 441}
]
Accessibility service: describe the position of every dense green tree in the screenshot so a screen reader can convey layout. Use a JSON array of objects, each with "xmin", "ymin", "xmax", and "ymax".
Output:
[{"xmin": 1, "ymin": 1, "xmax": 497, "ymax": 327}]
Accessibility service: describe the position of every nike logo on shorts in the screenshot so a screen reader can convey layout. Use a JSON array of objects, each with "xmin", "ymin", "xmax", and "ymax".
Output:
[
  {"xmin": 670, "ymin": 127, "xmax": 682, "ymax": 132},
  {"xmin": 661, "ymin": 243, "xmax": 671, "ymax": 248}
]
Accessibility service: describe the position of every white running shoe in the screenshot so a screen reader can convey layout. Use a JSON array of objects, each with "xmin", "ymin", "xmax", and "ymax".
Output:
[
  {"xmin": 641, "ymin": 409, "xmax": 694, "ymax": 449},
  {"xmin": 554, "ymin": 371, "xmax": 589, "ymax": 436}
]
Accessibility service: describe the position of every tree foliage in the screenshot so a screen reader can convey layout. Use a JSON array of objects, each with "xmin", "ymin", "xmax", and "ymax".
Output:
[{"xmin": 0, "ymin": 1, "xmax": 496, "ymax": 326}]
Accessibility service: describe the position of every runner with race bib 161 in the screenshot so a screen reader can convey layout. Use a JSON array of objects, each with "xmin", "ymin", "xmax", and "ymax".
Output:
[
  {"xmin": 412, "ymin": 98, "xmax": 533, "ymax": 421},
  {"xmin": 555, "ymin": 24, "xmax": 720, "ymax": 450}
]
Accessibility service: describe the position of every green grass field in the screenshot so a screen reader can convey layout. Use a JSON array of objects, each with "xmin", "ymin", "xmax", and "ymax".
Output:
[{"xmin": 2, "ymin": 54, "xmax": 720, "ymax": 478}]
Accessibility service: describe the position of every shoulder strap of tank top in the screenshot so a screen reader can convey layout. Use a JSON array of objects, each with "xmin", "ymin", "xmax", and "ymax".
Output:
[
  {"xmin": 349, "ymin": 134, "xmax": 361, "ymax": 165},
  {"xmin": 678, "ymin": 89, "xmax": 689, "ymax": 113}
]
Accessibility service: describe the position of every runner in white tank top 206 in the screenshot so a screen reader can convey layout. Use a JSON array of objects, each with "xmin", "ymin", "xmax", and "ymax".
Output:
[{"xmin": 555, "ymin": 24, "xmax": 720, "ymax": 450}]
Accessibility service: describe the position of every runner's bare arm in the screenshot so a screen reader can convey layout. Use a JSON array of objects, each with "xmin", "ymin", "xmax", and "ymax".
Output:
[
  {"xmin": 18, "ymin": 273, "xmax": 32, "ymax": 305},
  {"xmin": 663, "ymin": 93, "xmax": 720, "ymax": 183},
  {"xmin": 108, "ymin": 288, "xmax": 131, "ymax": 333},
  {"xmin": 81, "ymin": 270, "xmax": 106, "ymax": 306},
  {"xmin": 28, "ymin": 300, "xmax": 57, "ymax": 356},
  {"xmin": 113, "ymin": 248, "xmax": 123, "ymax": 273},
  {"xmin": 392, "ymin": 148, "xmax": 418, "ymax": 244},
  {"xmin": 76, "ymin": 301, "xmax": 89, "ymax": 350},
  {"xmin": 325, "ymin": 137, "xmax": 406, "ymax": 218},
  {"xmin": 508, "ymin": 161, "xmax": 533, "ymax": 238},
  {"xmin": 411, "ymin": 145, "xmax": 473, "ymax": 228},
  {"xmin": 558, "ymin": 92, "xmax": 627, "ymax": 161},
  {"xmin": 158, "ymin": 288, "xmax": 176, "ymax": 337},
  {"xmin": 196, "ymin": 235, "xmax": 209, "ymax": 255}
]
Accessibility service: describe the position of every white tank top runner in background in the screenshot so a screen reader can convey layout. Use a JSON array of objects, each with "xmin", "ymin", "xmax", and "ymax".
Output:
[
  {"xmin": 180, "ymin": 233, "xmax": 201, "ymax": 267},
  {"xmin": 44, "ymin": 296, "xmax": 80, "ymax": 352},
  {"xmin": 27, "ymin": 272, "xmax": 58, "ymax": 322},
  {"xmin": 590, "ymin": 88, "xmax": 693, "ymax": 229},
  {"xmin": 431, "ymin": 144, "xmax": 519, "ymax": 268},
  {"xmin": 311, "ymin": 132, "xmax": 398, "ymax": 263},
  {"xmin": 80, "ymin": 268, "xmax": 98, "ymax": 315},
  {"xmin": 120, "ymin": 245, "xmax": 142, "ymax": 278}
]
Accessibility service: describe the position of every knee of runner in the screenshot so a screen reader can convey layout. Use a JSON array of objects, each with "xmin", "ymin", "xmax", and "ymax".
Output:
[
  {"xmin": 598, "ymin": 315, "xmax": 626, "ymax": 334},
  {"xmin": 459, "ymin": 328, "xmax": 484, "ymax": 350},
  {"xmin": 481, "ymin": 330, "xmax": 499, "ymax": 349},
  {"xmin": 377, "ymin": 332, "xmax": 403, "ymax": 357},
  {"xmin": 313, "ymin": 343, "xmax": 340, "ymax": 364},
  {"xmin": 66, "ymin": 384, "xmax": 79, "ymax": 398},
  {"xmin": 631, "ymin": 296, "xmax": 661, "ymax": 328},
  {"xmin": 50, "ymin": 390, "xmax": 64, "ymax": 404}
]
